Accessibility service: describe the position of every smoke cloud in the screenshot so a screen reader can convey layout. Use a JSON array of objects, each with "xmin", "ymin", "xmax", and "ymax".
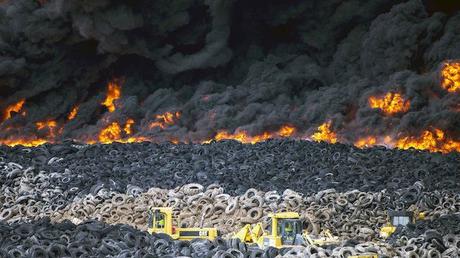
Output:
[{"xmin": 0, "ymin": 0, "xmax": 459, "ymax": 145}]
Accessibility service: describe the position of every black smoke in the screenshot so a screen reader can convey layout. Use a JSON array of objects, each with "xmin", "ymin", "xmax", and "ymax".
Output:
[{"xmin": 0, "ymin": 0, "xmax": 459, "ymax": 143}]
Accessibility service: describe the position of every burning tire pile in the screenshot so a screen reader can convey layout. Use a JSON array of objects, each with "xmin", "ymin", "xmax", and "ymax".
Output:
[
  {"xmin": 1, "ymin": 0, "xmax": 460, "ymax": 257},
  {"xmin": 1, "ymin": 140, "xmax": 459, "ymax": 257}
]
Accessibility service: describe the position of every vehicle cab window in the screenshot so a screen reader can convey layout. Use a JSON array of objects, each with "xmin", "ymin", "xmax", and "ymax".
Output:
[
  {"xmin": 155, "ymin": 211, "xmax": 166, "ymax": 228},
  {"xmin": 279, "ymin": 219, "xmax": 301, "ymax": 245},
  {"xmin": 392, "ymin": 216, "xmax": 410, "ymax": 226}
]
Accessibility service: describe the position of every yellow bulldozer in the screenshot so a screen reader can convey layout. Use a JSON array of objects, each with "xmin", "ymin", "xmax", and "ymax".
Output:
[
  {"xmin": 379, "ymin": 209, "xmax": 425, "ymax": 239},
  {"xmin": 232, "ymin": 211, "xmax": 340, "ymax": 249},
  {"xmin": 147, "ymin": 207, "xmax": 219, "ymax": 241},
  {"xmin": 146, "ymin": 208, "xmax": 340, "ymax": 249}
]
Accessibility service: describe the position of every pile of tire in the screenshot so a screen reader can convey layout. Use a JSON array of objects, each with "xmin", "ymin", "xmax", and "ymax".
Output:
[
  {"xmin": 0, "ymin": 140, "xmax": 459, "ymax": 257},
  {"xmin": 1, "ymin": 140, "xmax": 458, "ymax": 196},
  {"xmin": 387, "ymin": 213, "xmax": 460, "ymax": 257},
  {"xmin": 0, "ymin": 218, "xmax": 272, "ymax": 258}
]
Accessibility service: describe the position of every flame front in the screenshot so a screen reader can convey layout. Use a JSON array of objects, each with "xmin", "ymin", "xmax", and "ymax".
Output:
[
  {"xmin": 368, "ymin": 92, "xmax": 410, "ymax": 115},
  {"xmin": 97, "ymin": 119, "xmax": 146, "ymax": 144},
  {"xmin": 311, "ymin": 121, "xmax": 337, "ymax": 144},
  {"xmin": 102, "ymin": 79, "xmax": 122, "ymax": 112},
  {"xmin": 98, "ymin": 122, "xmax": 122, "ymax": 143},
  {"xmin": 395, "ymin": 129, "xmax": 460, "ymax": 153},
  {"xmin": 278, "ymin": 125, "xmax": 296, "ymax": 137},
  {"xmin": 0, "ymin": 118, "xmax": 58, "ymax": 147},
  {"xmin": 0, "ymin": 138, "xmax": 48, "ymax": 147},
  {"xmin": 149, "ymin": 112, "xmax": 181, "ymax": 129},
  {"xmin": 209, "ymin": 130, "xmax": 271, "ymax": 144},
  {"xmin": 2, "ymin": 99, "xmax": 25, "ymax": 122},
  {"xmin": 203, "ymin": 125, "xmax": 297, "ymax": 144},
  {"xmin": 354, "ymin": 136, "xmax": 377, "ymax": 148},
  {"xmin": 68, "ymin": 106, "xmax": 79, "ymax": 120},
  {"xmin": 441, "ymin": 61, "xmax": 460, "ymax": 93},
  {"xmin": 0, "ymin": 73, "xmax": 459, "ymax": 153}
]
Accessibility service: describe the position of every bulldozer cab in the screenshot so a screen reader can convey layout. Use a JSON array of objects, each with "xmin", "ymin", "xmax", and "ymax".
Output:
[
  {"xmin": 380, "ymin": 210, "xmax": 416, "ymax": 239},
  {"xmin": 260, "ymin": 212, "xmax": 306, "ymax": 248},
  {"xmin": 234, "ymin": 211, "xmax": 340, "ymax": 249},
  {"xmin": 277, "ymin": 219, "xmax": 303, "ymax": 245},
  {"xmin": 388, "ymin": 210, "xmax": 414, "ymax": 227},
  {"xmin": 147, "ymin": 207, "xmax": 173, "ymax": 235},
  {"xmin": 152, "ymin": 210, "xmax": 166, "ymax": 228}
]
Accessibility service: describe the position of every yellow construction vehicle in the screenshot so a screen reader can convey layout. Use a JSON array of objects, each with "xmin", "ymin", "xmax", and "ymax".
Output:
[
  {"xmin": 233, "ymin": 212, "xmax": 340, "ymax": 249},
  {"xmin": 303, "ymin": 229, "xmax": 340, "ymax": 247},
  {"xmin": 379, "ymin": 210, "xmax": 425, "ymax": 239},
  {"xmin": 147, "ymin": 207, "xmax": 218, "ymax": 241}
]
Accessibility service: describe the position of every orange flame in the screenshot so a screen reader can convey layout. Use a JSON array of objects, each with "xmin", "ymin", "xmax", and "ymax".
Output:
[
  {"xmin": 124, "ymin": 118, "xmax": 135, "ymax": 135},
  {"xmin": 97, "ymin": 119, "xmax": 145, "ymax": 144},
  {"xmin": 102, "ymin": 79, "xmax": 122, "ymax": 112},
  {"xmin": 395, "ymin": 129, "xmax": 460, "ymax": 153},
  {"xmin": 0, "ymin": 119, "xmax": 59, "ymax": 147},
  {"xmin": 2, "ymin": 99, "xmax": 25, "ymax": 122},
  {"xmin": 67, "ymin": 106, "xmax": 79, "ymax": 120},
  {"xmin": 98, "ymin": 122, "xmax": 122, "ymax": 143},
  {"xmin": 210, "ymin": 130, "xmax": 271, "ymax": 144},
  {"xmin": 354, "ymin": 136, "xmax": 377, "ymax": 148},
  {"xmin": 311, "ymin": 121, "xmax": 337, "ymax": 144},
  {"xmin": 368, "ymin": 92, "xmax": 410, "ymax": 115},
  {"xmin": 35, "ymin": 120, "xmax": 57, "ymax": 130},
  {"xmin": 149, "ymin": 111, "xmax": 181, "ymax": 129},
  {"xmin": 0, "ymin": 138, "xmax": 48, "ymax": 147},
  {"xmin": 441, "ymin": 61, "xmax": 460, "ymax": 93},
  {"xmin": 203, "ymin": 125, "xmax": 297, "ymax": 144},
  {"xmin": 279, "ymin": 125, "xmax": 296, "ymax": 137},
  {"xmin": 35, "ymin": 119, "xmax": 59, "ymax": 139}
]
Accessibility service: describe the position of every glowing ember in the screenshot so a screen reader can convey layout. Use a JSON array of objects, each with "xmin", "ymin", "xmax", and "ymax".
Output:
[
  {"xmin": 395, "ymin": 129, "xmax": 460, "ymax": 153},
  {"xmin": 311, "ymin": 121, "xmax": 337, "ymax": 144},
  {"xmin": 67, "ymin": 106, "xmax": 79, "ymax": 120},
  {"xmin": 2, "ymin": 99, "xmax": 25, "ymax": 122},
  {"xmin": 102, "ymin": 79, "xmax": 122, "ymax": 112},
  {"xmin": 368, "ymin": 92, "xmax": 410, "ymax": 115},
  {"xmin": 441, "ymin": 61, "xmax": 460, "ymax": 93},
  {"xmin": 149, "ymin": 111, "xmax": 181, "ymax": 129},
  {"xmin": 354, "ymin": 136, "xmax": 377, "ymax": 148}
]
